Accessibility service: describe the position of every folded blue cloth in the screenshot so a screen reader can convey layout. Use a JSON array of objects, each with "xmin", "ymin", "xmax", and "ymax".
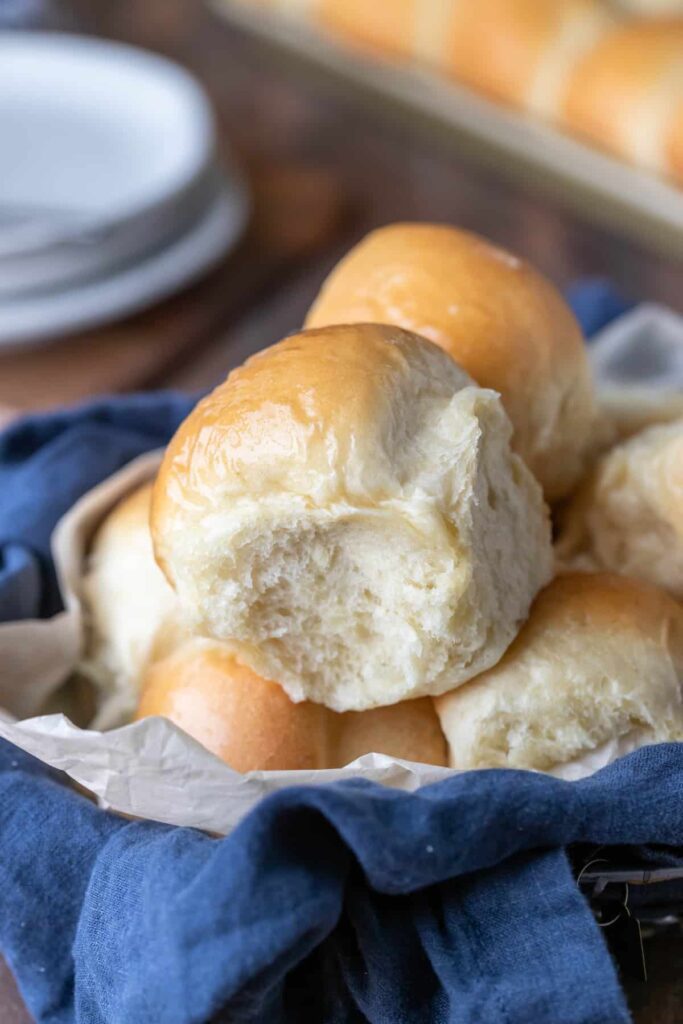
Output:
[{"xmin": 1, "ymin": 284, "xmax": 680, "ymax": 1024}]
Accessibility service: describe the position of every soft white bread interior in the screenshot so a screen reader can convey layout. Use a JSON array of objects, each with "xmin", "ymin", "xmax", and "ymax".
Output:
[
  {"xmin": 305, "ymin": 224, "xmax": 596, "ymax": 502},
  {"xmin": 556, "ymin": 418, "xmax": 683, "ymax": 599},
  {"xmin": 152, "ymin": 323, "xmax": 552, "ymax": 711},
  {"xmin": 136, "ymin": 638, "xmax": 448, "ymax": 771},
  {"xmin": 435, "ymin": 572, "xmax": 683, "ymax": 777},
  {"xmin": 561, "ymin": 18, "xmax": 683, "ymax": 184},
  {"xmin": 81, "ymin": 483, "xmax": 186, "ymax": 726}
]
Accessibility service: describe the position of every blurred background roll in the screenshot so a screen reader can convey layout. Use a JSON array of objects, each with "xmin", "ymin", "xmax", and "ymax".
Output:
[
  {"xmin": 444, "ymin": 0, "xmax": 613, "ymax": 118},
  {"xmin": 561, "ymin": 18, "xmax": 683, "ymax": 184}
]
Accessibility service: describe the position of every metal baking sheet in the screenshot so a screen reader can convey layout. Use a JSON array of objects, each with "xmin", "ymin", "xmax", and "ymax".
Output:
[{"xmin": 211, "ymin": 0, "xmax": 683, "ymax": 258}]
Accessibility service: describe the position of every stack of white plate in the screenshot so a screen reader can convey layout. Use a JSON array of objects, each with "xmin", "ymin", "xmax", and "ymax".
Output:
[{"xmin": 0, "ymin": 33, "xmax": 248, "ymax": 348}]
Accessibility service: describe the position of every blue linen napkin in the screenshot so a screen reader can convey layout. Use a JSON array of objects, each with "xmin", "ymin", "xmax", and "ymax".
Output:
[{"xmin": 1, "ymin": 283, "xmax": 680, "ymax": 1024}]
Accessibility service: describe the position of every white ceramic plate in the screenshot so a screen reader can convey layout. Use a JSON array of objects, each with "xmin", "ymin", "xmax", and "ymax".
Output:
[
  {"xmin": 212, "ymin": 0, "xmax": 683, "ymax": 257},
  {"xmin": 0, "ymin": 32, "xmax": 216, "ymax": 295},
  {"xmin": 0, "ymin": 180, "xmax": 249, "ymax": 348}
]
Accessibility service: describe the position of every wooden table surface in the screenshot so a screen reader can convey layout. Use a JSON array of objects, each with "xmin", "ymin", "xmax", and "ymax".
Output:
[{"xmin": 2, "ymin": 1, "xmax": 682, "ymax": 1020}]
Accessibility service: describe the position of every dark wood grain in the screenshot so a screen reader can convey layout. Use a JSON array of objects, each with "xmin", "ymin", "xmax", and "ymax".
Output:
[{"xmin": 2, "ymin": 2, "xmax": 682, "ymax": 1021}]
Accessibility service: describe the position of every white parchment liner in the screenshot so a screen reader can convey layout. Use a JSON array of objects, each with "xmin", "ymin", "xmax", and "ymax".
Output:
[{"xmin": 0, "ymin": 453, "xmax": 457, "ymax": 834}]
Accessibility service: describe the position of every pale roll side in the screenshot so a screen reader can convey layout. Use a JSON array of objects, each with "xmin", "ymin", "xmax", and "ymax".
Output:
[
  {"xmin": 81, "ymin": 482, "xmax": 187, "ymax": 726},
  {"xmin": 556, "ymin": 418, "xmax": 683, "ymax": 599},
  {"xmin": 435, "ymin": 573, "xmax": 683, "ymax": 776}
]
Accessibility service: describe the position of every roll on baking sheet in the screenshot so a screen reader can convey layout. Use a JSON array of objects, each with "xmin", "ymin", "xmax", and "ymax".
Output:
[{"xmin": 210, "ymin": 0, "xmax": 683, "ymax": 257}]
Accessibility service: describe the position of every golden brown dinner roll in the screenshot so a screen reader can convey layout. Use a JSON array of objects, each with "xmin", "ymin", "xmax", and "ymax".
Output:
[
  {"xmin": 152, "ymin": 323, "xmax": 552, "ymax": 711},
  {"xmin": 556, "ymin": 418, "xmax": 683, "ymax": 599},
  {"xmin": 81, "ymin": 482, "xmax": 187, "ymax": 726},
  {"xmin": 137, "ymin": 639, "xmax": 330, "ymax": 771},
  {"xmin": 317, "ymin": 0, "xmax": 418, "ymax": 60},
  {"xmin": 561, "ymin": 19, "xmax": 683, "ymax": 184},
  {"xmin": 136, "ymin": 638, "xmax": 448, "ymax": 771},
  {"xmin": 445, "ymin": 0, "xmax": 612, "ymax": 117},
  {"xmin": 305, "ymin": 224, "xmax": 595, "ymax": 501},
  {"xmin": 315, "ymin": 1, "xmax": 612, "ymax": 113},
  {"xmin": 332, "ymin": 699, "xmax": 448, "ymax": 768},
  {"xmin": 435, "ymin": 573, "xmax": 683, "ymax": 778}
]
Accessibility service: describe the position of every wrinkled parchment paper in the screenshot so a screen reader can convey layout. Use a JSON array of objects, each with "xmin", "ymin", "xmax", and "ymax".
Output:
[{"xmin": 0, "ymin": 453, "xmax": 456, "ymax": 834}]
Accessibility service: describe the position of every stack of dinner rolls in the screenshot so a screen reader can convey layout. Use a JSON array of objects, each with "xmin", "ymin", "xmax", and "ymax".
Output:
[
  {"xmin": 81, "ymin": 222, "xmax": 683, "ymax": 777},
  {"xmin": 229, "ymin": 0, "xmax": 683, "ymax": 187}
]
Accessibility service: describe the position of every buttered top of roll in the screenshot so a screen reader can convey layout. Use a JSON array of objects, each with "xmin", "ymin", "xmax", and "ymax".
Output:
[
  {"xmin": 153, "ymin": 322, "xmax": 552, "ymax": 711},
  {"xmin": 155, "ymin": 322, "xmax": 475, "ymax": 518},
  {"xmin": 136, "ymin": 638, "xmax": 448, "ymax": 772},
  {"xmin": 82, "ymin": 482, "xmax": 186, "ymax": 728},
  {"xmin": 445, "ymin": 0, "xmax": 612, "ymax": 117},
  {"xmin": 305, "ymin": 223, "xmax": 595, "ymax": 502},
  {"xmin": 556, "ymin": 417, "xmax": 683, "ymax": 599},
  {"xmin": 435, "ymin": 573, "xmax": 683, "ymax": 775},
  {"xmin": 561, "ymin": 18, "xmax": 683, "ymax": 182}
]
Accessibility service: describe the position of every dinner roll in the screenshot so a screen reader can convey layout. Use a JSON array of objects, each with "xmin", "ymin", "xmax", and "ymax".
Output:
[
  {"xmin": 333, "ymin": 699, "xmax": 448, "ymax": 768},
  {"xmin": 315, "ymin": 1, "xmax": 611, "ymax": 114},
  {"xmin": 444, "ymin": 0, "xmax": 612, "ymax": 117},
  {"xmin": 435, "ymin": 573, "xmax": 683, "ymax": 778},
  {"xmin": 561, "ymin": 19, "xmax": 683, "ymax": 184},
  {"xmin": 152, "ymin": 323, "xmax": 552, "ymax": 711},
  {"xmin": 556, "ymin": 418, "xmax": 683, "ymax": 599},
  {"xmin": 317, "ymin": 0, "xmax": 418, "ymax": 60},
  {"xmin": 305, "ymin": 224, "xmax": 595, "ymax": 501},
  {"xmin": 137, "ymin": 640, "xmax": 329, "ymax": 771},
  {"xmin": 137, "ymin": 639, "xmax": 448, "ymax": 771},
  {"xmin": 81, "ymin": 482, "xmax": 186, "ymax": 726}
]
